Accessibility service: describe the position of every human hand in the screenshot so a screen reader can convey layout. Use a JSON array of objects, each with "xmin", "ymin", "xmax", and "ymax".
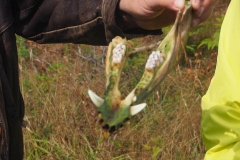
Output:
[
  {"xmin": 119, "ymin": 0, "xmax": 214, "ymax": 30},
  {"xmin": 191, "ymin": 0, "xmax": 215, "ymax": 27}
]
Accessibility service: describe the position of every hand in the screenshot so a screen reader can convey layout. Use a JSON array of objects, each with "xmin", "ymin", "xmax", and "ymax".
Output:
[
  {"xmin": 191, "ymin": 0, "xmax": 215, "ymax": 27},
  {"xmin": 119, "ymin": 0, "xmax": 214, "ymax": 30}
]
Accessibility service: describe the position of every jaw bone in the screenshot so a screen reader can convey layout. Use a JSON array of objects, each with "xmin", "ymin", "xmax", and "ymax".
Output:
[{"xmin": 88, "ymin": 4, "xmax": 193, "ymax": 131}]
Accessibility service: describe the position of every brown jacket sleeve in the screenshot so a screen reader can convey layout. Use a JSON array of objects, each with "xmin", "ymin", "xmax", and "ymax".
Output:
[{"xmin": 11, "ymin": 0, "xmax": 162, "ymax": 45}]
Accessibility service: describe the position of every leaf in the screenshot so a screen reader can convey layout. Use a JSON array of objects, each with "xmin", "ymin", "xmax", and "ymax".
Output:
[
  {"xmin": 152, "ymin": 146, "xmax": 162, "ymax": 158},
  {"xmin": 114, "ymin": 140, "xmax": 122, "ymax": 147},
  {"xmin": 197, "ymin": 38, "xmax": 212, "ymax": 49},
  {"xmin": 186, "ymin": 45, "xmax": 196, "ymax": 52},
  {"xmin": 144, "ymin": 144, "xmax": 151, "ymax": 150}
]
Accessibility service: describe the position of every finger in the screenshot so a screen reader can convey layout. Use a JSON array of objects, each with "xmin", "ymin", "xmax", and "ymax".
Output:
[
  {"xmin": 191, "ymin": 0, "xmax": 201, "ymax": 10},
  {"xmin": 162, "ymin": 0, "xmax": 185, "ymax": 11},
  {"xmin": 146, "ymin": 0, "xmax": 185, "ymax": 11},
  {"xmin": 134, "ymin": 9, "xmax": 177, "ymax": 30},
  {"xmin": 192, "ymin": 3, "xmax": 214, "ymax": 27},
  {"xmin": 191, "ymin": 0, "xmax": 214, "ymax": 17}
]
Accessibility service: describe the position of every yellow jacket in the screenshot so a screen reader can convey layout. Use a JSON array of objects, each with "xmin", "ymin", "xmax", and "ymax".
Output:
[{"xmin": 201, "ymin": 0, "xmax": 240, "ymax": 159}]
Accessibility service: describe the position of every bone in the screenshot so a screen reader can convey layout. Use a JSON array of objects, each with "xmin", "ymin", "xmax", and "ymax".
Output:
[
  {"xmin": 130, "ymin": 103, "xmax": 147, "ymax": 116},
  {"xmin": 88, "ymin": 90, "xmax": 104, "ymax": 107}
]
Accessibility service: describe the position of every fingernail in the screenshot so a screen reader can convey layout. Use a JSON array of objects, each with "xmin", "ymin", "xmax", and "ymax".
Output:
[
  {"xmin": 197, "ymin": 7, "xmax": 204, "ymax": 17},
  {"xmin": 192, "ymin": 18, "xmax": 200, "ymax": 27},
  {"xmin": 194, "ymin": 0, "xmax": 200, "ymax": 8},
  {"xmin": 174, "ymin": 0, "xmax": 185, "ymax": 10}
]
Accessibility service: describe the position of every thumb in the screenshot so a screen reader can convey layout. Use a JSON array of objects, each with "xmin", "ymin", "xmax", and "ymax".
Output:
[
  {"xmin": 172, "ymin": 0, "xmax": 185, "ymax": 10},
  {"xmin": 154, "ymin": 0, "xmax": 185, "ymax": 11}
]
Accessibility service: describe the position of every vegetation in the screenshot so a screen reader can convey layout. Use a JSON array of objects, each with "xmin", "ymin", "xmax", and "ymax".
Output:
[{"xmin": 17, "ymin": 1, "xmax": 230, "ymax": 159}]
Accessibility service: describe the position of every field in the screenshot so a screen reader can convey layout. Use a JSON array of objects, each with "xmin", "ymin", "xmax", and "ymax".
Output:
[{"xmin": 17, "ymin": 2, "xmax": 229, "ymax": 160}]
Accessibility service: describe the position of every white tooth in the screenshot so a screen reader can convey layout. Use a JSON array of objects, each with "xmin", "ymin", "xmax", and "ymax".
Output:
[
  {"xmin": 150, "ymin": 54, "xmax": 154, "ymax": 59},
  {"xmin": 145, "ymin": 62, "xmax": 151, "ymax": 68},
  {"xmin": 160, "ymin": 57, "xmax": 164, "ymax": 63},
  {"xmin": 120, "ymin": 50, "xmax": 125, "ymax": 56},
  {"xmin": 113, "ymin": 47, "xmax": 117, "ymax": 53},
  {"xmin": 118, "ymin": 55, "xmax": 122, "ymax": 61},
  {"xmin": 150, "ymin": 64, "xmax": 155, "ymax": 69},
  {"xmin": 145, "ymin": 63, "xmax": 149, "ymax": 68},
  {"xmin": 88, "ymin": 90, "xmax": 104, "ymax": 107},
  {"xmin": 120, "ymin": 52, "xmax": 123, "ymax": 56},
  {"xmin": 130, "ymin": 103, "xmax": 147, "ymax": 116},
  {"xmin": 113, "ymin": 59, "xmax": 118, "ymax": 64},
  {"xmin": 113, "ymin": 57, "xmax": 117, "ymax": 63},
  {"xmin": 153, "ymin": 51, "xmax": 156, "ymax": 55},
  {"xmin": 151, "ymin": 59, "xmax": 156, "ymax": 65},
  {"xmin": 122, "ymin": 45, "xmax": 126, "ymax": 51},
  {"xmin": 146, "ymin": 60, "xmax": 154, "ymax": 69},
  {"xmin": 132, "ymin": 96, "xmax": 137, "ymax": 102},
  {"xmin": 149, "ymin": 59, "xmax": 154, "ymax": 64},
  {"xmin": 118, "ymin": 57, "xmax": 122, "ymax": 63}
]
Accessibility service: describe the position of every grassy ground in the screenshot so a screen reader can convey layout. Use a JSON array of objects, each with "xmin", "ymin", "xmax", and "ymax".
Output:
[{"xmin": 18, "ymin": 2, "xmax": 229, "ymax": 160}]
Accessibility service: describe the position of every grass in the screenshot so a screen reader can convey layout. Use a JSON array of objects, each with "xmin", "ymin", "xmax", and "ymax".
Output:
[{"xmin": 17, "ymin": 1, "xmax": 229, "ymax": 159}]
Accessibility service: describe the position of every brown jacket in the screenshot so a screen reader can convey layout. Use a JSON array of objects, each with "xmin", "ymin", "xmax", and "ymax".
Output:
[
  {"xmin": 0, "ymin": 0, "xmax": 162, "ymax": 159},
  {"xmin": 10, "ymin": 0, "xmax": 162, "ymax": 45}
]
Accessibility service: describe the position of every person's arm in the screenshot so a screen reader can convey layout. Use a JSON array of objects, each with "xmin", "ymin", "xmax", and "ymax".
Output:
[
  {"xmin": 118, "ymin": 0, "xmax": 214, "ymax": 30},
  {"xmin": 12, "ymin": 0, "xmax": 162, "ymax": 45},
  {"xmin": 12, "ymin": 0, "xmax": 213, "ymax": 45}
]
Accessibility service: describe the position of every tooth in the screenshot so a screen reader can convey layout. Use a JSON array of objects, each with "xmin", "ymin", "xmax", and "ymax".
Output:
[
  {"xmin": 156, "ymin": 60, "xmax": 160, "ymax": 66},
  {"xmin": 160, "ymin": 57, "xmax": 164, "ymax": 62},
  {"xmin": 150, "ymin": 54, "xmax": 154, "ymax": 59},
  {"xmin": 121, "ymin": 45, "xmax": 126, "ymax": 51},
  {"xmin": 88, "ymin": 90, "xmax": 104, "ymax": 107},
  {"xmin": 145, "ymin": 63, "xmax": 150, "ymax": 69},
  {"xmin": 130, "ymin": 103, "xmax": 147, "ymax": 116},
  {"xmin": 132, "ymin": 96, "xmax": 137, "ymax": 102},
  {"xmin": 120, "ymin": 50, "xmax": 125, "ymax": 56},
  {"xmin": 113, "ymin": 57, "xmax": 117, "ymax": 63}
]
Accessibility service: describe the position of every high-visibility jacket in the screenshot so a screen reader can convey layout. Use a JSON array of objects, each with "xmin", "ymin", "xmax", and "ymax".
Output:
[{"xmin": 201, "ymin": 0, "xmax": 240, "ymax": 159}]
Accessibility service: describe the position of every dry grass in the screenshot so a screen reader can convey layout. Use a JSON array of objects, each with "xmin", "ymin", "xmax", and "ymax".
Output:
[
  {"xmin": 18, "ymin": 38, "xmax": 215, "ymax": 160},
  {"xmin": 17, "ymin": 2, "xmax": 229, "ymax": 159}
]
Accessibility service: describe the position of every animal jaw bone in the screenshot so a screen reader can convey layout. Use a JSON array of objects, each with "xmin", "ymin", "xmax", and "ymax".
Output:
[{"xmin": 88, "ymin": 4, "xmax": 193, "ymax": 132}]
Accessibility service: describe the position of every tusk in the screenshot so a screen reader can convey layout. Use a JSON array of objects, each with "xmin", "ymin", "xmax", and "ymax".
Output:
[
  {"xmin": 88, "ymin": 90, "xmax": 104, "ymax": 107},
  {"xmin": 130, "ymin": 103, "xmax": 147, "ymax": 116}
]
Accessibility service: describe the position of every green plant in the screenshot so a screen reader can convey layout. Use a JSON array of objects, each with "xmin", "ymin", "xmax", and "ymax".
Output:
[
  {"xmin": 17, "ymin": 36, "xmax": 29, "ymax": 59},
  {"xmin": 197, "ymin": 15, "xmax": 224, "ymax": 50}
]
